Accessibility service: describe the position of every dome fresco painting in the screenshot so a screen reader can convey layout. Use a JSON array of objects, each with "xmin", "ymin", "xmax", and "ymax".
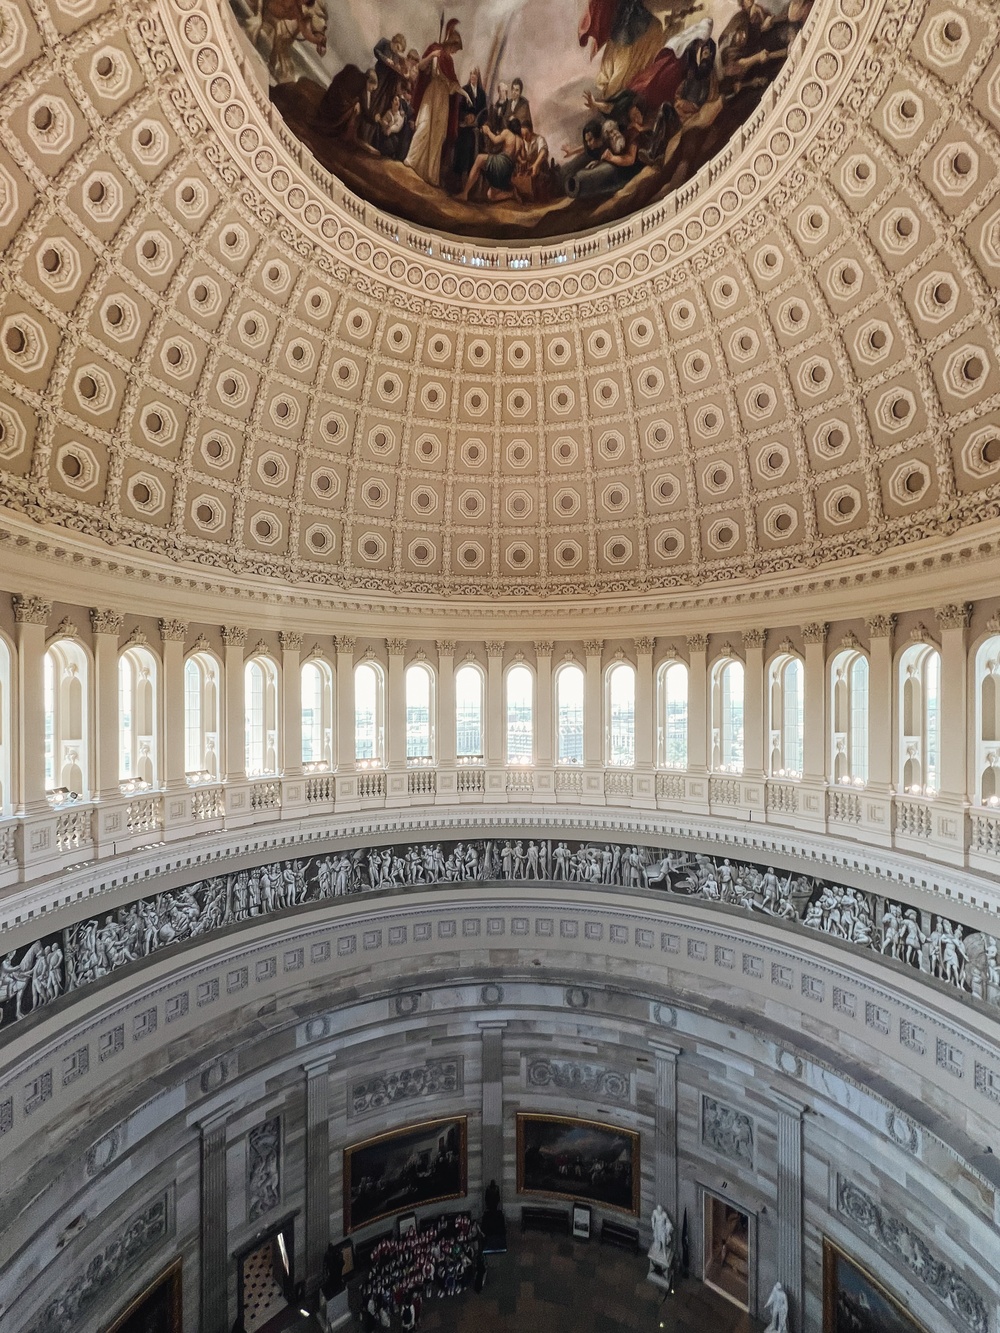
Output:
[{"xmin": 230, "ymin": 0, "xmax": 815, "ymax": 242}]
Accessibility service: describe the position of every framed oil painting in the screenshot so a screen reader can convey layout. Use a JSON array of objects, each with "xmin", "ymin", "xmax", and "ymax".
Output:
[
  {"xmin": 343, "ymin": 1115, "xmax": 467, "ymax": 1232},
  {"xmin": 104, "ymin": 1260, "xmax": 182, "ymax": 1333},
  {"xmin": 516, "ymin": 1113, "xmax": 639, "ymax": 1215},
  {"xmin": 823, "ymin": 1239, "xmax": 926, "ymax": 1333}
]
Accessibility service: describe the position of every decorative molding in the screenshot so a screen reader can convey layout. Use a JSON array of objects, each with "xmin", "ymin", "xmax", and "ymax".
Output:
[
  {"xmin": 583, "ymin": 640, "xmax": 604, "ymax": 656},
  {"xmin": 279, "ymin": 631, "xmax": 303, "ymax": 652},
  {"xmin": 936, "ymin": 603, "xmax": 972, "ymax": 631},
  {"xmin": 839, "ymin": 631, "xmax": 862, "ymax": 650},
  {"xmin": 125, "ymin": 627, "xmax": 148, "ymax": 647},
  {"xmin": 802, "ymin": 622, "xmax": 828, "ymax": 644},
  {"xmin": 249, "ymin": 639, "xmax": 270, "ymax": 658},
  {"xmin": 533, "ymin": 641, "xmax": 554, "ymax": 656},
  {"xmin": 485, "ymin": 641, "xmax": 505, "ymax": 657},
  {"xmin": 743, "ymin": 628, "xmax": 767, "ymax": 650},
  {"xmin": 27, "ymin": 1191, "xmax": 172, "ymax": 1333},
  {"xmin": 634, "ymin": 636, "xmax": 655, "ymax": 653},
  {"xmin": 191, "ymin": 634, "xmax": 212, "ymax": 652},
  {"xmin": 221, "ymin": 626, "xmax": 247, "ymax": 647},
  {"xmin": 336, "ymin": 636, "xmax": 357, "ymax": 654},
  {"xmin": 13, "ymin": 595, "xmax": 51, "ymax": 626},
  {"xmin": 687, "ymin": 634, "xmax": 710, "ymax": 653},
  {"xmin": 51, "ymin": 617, "xmax": 79, "ymax": 640},
  {"xmin": 526, "ymin": 1056, "xmax": 630, "ymax": 1103},
  {"xmin": 89, "ymin": 609, "xmax": 123, "ymax": 636},
  {"xmin": 436, "ymin": 640, "xmax": 456, "ymax": 655},
  {"xmin": 701, "ymin": 1094, "xmax": 754, "ymax": 1167},
  {"xmin": 836, "ymin": 1177, "xmax": 987, "ymax": 1333},
  {"xmin": 158, "ymin": 619, "xmax": 188, "ymax": 642},
  {"xmin": 350, "ymin": 1057, "xmax": 462, "ymax": 1117},
  {"xmin": 386, "ymin": 638, "xmax": 407, "ymax": 655},
  {"xmin": 247, "ymin": 1117, "xmax": 281, "ymax": 1222}
]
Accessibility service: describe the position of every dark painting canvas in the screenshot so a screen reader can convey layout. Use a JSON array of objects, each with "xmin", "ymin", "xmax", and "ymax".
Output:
[
  {"xmin": 344, "ymin": 1116, "xmax": 467, "ymax": 1232},
  {"xmin": 104, "ymin": 1262, "xmax": 182, "ymax": 1333},
  {"xmin": 517, "ymin": 1113, "xmax": 639, "ymax": 1214},
  {"xmin": 823, "ymin": 1241, "xmax": 926, "ymax": 1333}
]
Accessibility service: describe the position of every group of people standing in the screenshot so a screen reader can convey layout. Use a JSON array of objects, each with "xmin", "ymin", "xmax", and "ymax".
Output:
[{"xmin": 359, "ymin": 1215, "xmax": 483, "ymax": 1331}]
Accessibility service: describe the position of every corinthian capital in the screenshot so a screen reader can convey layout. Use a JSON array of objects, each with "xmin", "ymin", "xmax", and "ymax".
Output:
[
  {"xmin": 221, "ymin": 625, "xmax": 247, "ymax": 647},
  {"xmin": 634, "ymin": 636, "xmax": 654, "ymax": 654},
  {"xmin": 159, "ymin": 619, "xmax": 188, "ymax": 642},
  {"xmin": 742, "ymin": 628, "xmax": 766, "ymax": 650},
  {"xmin": 485, "ymin": 641, "xmax": 505, "ymax": 657},
  {"xmin": 336, "ymin": 635, "xmax": 356, "ymax": 654},
  {"xmin": 583, "ymin": 639, "xmax": 604, "ymax": 656},
  {"xmin": 436, "ymin": 640, "xmax": 457, "ymax": 656},
  {"xmin": 13, "ymin": 595, "xmax": 51, "ymax": 625},
  {"xmin": 935, "ymin": 603, "xmax": 971, "ymax": 631},
  {"xmin": 801, "ymin": 622, "xmax": 828, "ymax": 645},
  {"xmin": 686, "ymin": 633, "xmax": 709, "ymax": 654},
  {"xmin": 386, "ymin": 637, "xmax": 407, "ymax": 655},
  {"xmin": 866, "ymin": 614, "xmax": 896, "ymax": 639},
  {"xmin": 279, "ymin": 631, "xmax": 303, "ymax": 652},
  {"xmin": 533, "ymin": 640, "xmax": 554, "ymax": 656},
  {"xmin": 90, "ymin": 608, "xmax": 123, "ymax": 636}
]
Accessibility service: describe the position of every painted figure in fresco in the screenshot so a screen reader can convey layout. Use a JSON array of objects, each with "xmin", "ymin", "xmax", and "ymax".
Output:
[
  {"xmin": 453, "ymin": 67, "xmax": 488, "ymax": 179},
  {"xmin": 245, "ymin": 0, "xmax": 328, "ymax": 84},
  {"xmin": 458, "ymin": 119, "xmax": 524, "ymax": 203},
  {"xmin": 405, "ymin": 19, "xmax": 467, "ymax": 187}
]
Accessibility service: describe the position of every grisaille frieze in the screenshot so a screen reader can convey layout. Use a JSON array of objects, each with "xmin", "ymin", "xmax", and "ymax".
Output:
[
  {"xmin": 1, "ymin": 838, "xmax": 997, "ymax": 1036},
  {"xmin": 248, "ymin": 1117, "xmax": 281, "ymax": 1222},
  {"xmin": 701, "ymin": 1095, "xmax": 754, "ymax": 1168},
  {"xmin": 526, "ymin": 1057, "xmax": 630, "ymax": 1104}
]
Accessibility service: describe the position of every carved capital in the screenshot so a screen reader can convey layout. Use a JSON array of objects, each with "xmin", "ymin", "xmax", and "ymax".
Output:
[
  {"xmin": 279, "ymin": 631, "xmax": 303, "ymax": 652},
  {"xmin": 802, "ymin": 622, "xmax": 828, "ymax": 645},
  {"xmin": 742, "ymin": 628, "xmax": 767, "ymax": 650},
  {"xmin": 90, "ymin": 608, "xmax": 123, "ymax": 636},
  {"xmin": 687, "ymin": 633, "xmax": 709, "ymax": 654},
  {"xmin": 436, "ymin": 640, "xmax": 457, "ymax": 656},
  {"xmin": 935, "ymin": 603, "xmax": 972, "ymax": 631},
  {"xmin": 52, "ymin": 617, "xmax": 80, "ymax": 640},
  {"xmin": 386, "ymin": 637, "xmax": 407, "ymax": 655},
  {"xmin": 634, "ymin": 635, "xmax": 654, "ymax": 654},
  {"xmin": 336, "ymin": 635, "xmax": 356, "ymax": 655},
  {"xmin": 221, "ymin": 625, "xmax": 247, "ymax": 648},
  {"xmin": 583, "ymin": 639, "xmax": 604, "ymax": 656},
  {"xmin": 533, "ymin": 640, "xmax": 554, "ymax": 656},
  {"xmin": 485, "ymin": 641, "xmax": 505, "ymax": 657},
  {"xmin": 866, "ymin": 614, "xmax": 896, "ymax": 639},
  {"xmin": 159, "ymin": 619, "xmax": 188, "ymax": 642},
  {"xmin": 13, "ymin": 595, "xmax": 51, "ymax": 625}
]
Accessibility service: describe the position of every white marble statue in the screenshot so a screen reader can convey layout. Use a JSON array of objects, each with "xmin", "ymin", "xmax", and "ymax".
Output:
[
  {"xmin": 648, "ymin": 1203, "xmax": 674, "ymax": 1269},
  {"xmin": 764, "ymin": 1280, "xmax": 789, "ymax": 1333}
]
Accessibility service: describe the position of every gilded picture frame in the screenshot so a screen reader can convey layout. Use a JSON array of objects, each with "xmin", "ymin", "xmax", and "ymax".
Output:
[
  {"xmin": 103, "ymin": 1259, "xmax": 183, "ymax": 1333},
  {"xmin": 516, "ymin": 1112, "xmax": 639, "ymax": 1216},
  {"xmin": 343, "ymin": 1115, "xmax": 467, "ymax": 1233},
  {"xmin": 823, "ymin": 1238, "xmax": 926, "ymax": 1333}
]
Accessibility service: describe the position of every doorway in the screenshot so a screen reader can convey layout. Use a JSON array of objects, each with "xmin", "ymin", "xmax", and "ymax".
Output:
[
  {"xmin": 238, "ymin": 1220, "xmax": 294, "ymax": 1333},
  {"xmin": 702, "ymin": 1193, "xmax": 750, "ymax": 1310}
]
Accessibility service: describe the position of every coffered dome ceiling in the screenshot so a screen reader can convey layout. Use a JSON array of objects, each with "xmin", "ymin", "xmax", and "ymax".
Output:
[{"xmin": 0, "ymin": 0, "xmax": 999, "ymax": 601}]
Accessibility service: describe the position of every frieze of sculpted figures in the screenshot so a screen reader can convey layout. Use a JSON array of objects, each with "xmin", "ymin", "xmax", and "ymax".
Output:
[
  {"xmin": 26, "ymin": 1191, "xmax": 172, "ymax": 1333},
  {"xmin": 1, "ymin": 839, "xmax": 998, "ymax": 1033},
  {"xmin": 701, "ymin": 1095, "xmax": 754, "ymax": 1168},
  {"xmin": 248, "ymin": 1117, "xmax": 281, "ymax": 1222},
  {"xmin": 837, "ymin": 1177, "xmax": 987, "ymax": 1333}
]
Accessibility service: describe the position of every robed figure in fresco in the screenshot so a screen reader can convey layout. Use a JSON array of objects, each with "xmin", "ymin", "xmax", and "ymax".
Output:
[{"xmin": 405, "ymin": 18, "xmax": 466, "ymax": 187}]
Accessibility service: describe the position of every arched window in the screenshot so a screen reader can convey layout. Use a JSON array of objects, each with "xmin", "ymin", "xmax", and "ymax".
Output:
[
  {"xmin": 711, "ymin": 658, "xmax": 744, "ymax": 773},
  {"xmin": 898, "ymin": 641, "xmax": 941, "ymax": 795},
  {"xmin": 184, "ymin": 650, "xmax": 220, "ymax": 780},
  {"xmin": 607, "ymin": 661, "xmax": 635, "ymax": 767},
  {"xmin": 354, "ymin": 662, "xmax": 384, "ymax": 764},
  {"xmin": 0, "ymin": 636, "xmax": 11, "ymax": 815},
  {"xmin": 555, "ymin": 663, "xmax": 584, "ymax": 764},
  {"xmin": 455, "ymin": 663, "xmax": 484, "ymax": 759},
  {"xmin": 301, "ymin": 658, "xmax": 334, "ymax": 769},
  {"xmin": 405, "ymin": 662, "xmax": 434, "ymax": 761},
  {"xmin": 657, "ymin": 660, "xmax": 688, "ymax": 769},
  {"xmin": 118, "ymin": 645, "xmax": 158, "ymax": 787},
  {"xmin": 974, "ymin": 634, "xmax": 1000, "ymax": 804},
  {"xmin": 43, "ymin": 637, "xmax": 89, "ymax": 799},
  {"xmin": 505, "ymin": 664, "xmax": 533, "ymax": 764},
  {"xmin": 244, "ymin": 656, "xmax": 279, "ymax": 777},
  {"xmin": 768, "ymin": 654, "xmax": 804, "ymax": 778},
  {"xmin": 830, "ymin": 648, "xmax": 868, "ymax": 785}
]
